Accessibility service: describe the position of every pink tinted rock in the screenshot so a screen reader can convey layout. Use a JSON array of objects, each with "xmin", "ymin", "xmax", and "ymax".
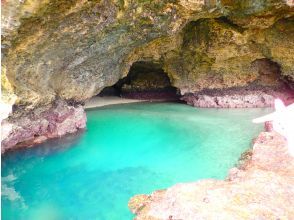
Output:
[
  {"xmin": 1, "ymin": 100, "xmax": 86, "ymax": 153},
  {"xmin": 182, "ymin": 86, "xmax": 294, "ymax": 108},
  {"xmin": 129, "ymin": 132, "xmax": 294, "ymax": 219}
]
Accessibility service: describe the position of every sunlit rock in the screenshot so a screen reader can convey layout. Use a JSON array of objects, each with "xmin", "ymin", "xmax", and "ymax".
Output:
[{"xmin": 129, "ymin": 132, "xmax": 294, "ymax": 219}]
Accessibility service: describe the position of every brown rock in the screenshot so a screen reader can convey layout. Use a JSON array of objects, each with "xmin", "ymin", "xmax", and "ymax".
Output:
[{"xmin": 1, "ymin": 1, "xmax": 294, "ymax": 107}]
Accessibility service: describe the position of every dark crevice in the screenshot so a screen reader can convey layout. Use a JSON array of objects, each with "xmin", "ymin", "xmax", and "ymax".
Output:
[
  {"xmin": 216, "ymin": 16, "xmax": 245, "ymax": 33},
  {"xmin": 250, "ymin": 58, "xmax": 294, "ymax": 90},
  {"xmin": 99, "ymin": 61, "xmax": 181, "ymax": 101}
]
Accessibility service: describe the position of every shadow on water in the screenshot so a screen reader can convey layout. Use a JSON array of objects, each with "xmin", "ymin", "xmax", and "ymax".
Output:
[{"xmin": 2, "ymin": 131, "xmax": 86, "ymax": 162}]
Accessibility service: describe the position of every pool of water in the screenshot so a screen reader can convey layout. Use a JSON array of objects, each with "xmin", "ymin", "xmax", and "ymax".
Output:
[{"xmin": 2, "ymin": 102, "xmax": 271, "ymax": 220}]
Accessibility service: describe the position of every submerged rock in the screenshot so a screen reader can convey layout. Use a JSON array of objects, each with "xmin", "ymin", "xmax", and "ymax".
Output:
[{"xmin": 129, "ymin": 132, "xmax": 294, "ymax": 219}]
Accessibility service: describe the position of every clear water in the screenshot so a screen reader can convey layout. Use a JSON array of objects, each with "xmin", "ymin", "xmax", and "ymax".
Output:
[{"xmin": 1, "ymin": 102, "xmax": 271, "ymax": 220}]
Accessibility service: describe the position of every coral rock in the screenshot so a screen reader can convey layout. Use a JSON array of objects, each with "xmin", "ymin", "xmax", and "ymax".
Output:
[
  {"xmin": 1, "ymin": 100, "xmax": 86, "ymax": 153},
  {"xmin": 129, "ymin": 132, "xmax": 294, "ymax": 219}
]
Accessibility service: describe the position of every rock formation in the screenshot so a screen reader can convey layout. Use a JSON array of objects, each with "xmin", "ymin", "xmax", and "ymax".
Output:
[
  {"xmin": 117, "ymin": 61, "xmax": 180, "ymax": 100},
  {"xmin": 129, "ymin": 131, "xmax": 294, "ymax": 219},
  {"xmin": 2, "ymin": 0, "xmax": 294, "ymax": 107},
  {"xmin": 1, "ymin": 100, "xmax": 86, "ymax": 153},
  {"xmin": 1, "ymin": 0, "xmax": 294, "ymax": 147}
]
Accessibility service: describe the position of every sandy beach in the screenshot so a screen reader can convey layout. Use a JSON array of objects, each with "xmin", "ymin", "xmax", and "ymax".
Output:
[{"xmin": 84, "ymin": 96, "xmax": 147, "ymax": 109}]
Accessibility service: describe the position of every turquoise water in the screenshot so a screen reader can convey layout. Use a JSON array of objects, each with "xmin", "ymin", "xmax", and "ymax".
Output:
[{"xmin": 2, "ymin": 102, "xmax": 271, "ymax": 220}]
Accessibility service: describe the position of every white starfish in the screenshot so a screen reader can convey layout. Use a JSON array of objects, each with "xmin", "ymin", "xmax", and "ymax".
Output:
[{"xmin": 253, "ymin": 99, "xmax": 294, "ymax": 157}]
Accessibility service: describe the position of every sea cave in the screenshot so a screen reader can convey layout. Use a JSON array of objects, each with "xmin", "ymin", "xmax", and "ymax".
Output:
[
  {"xmin": 99, "ymin": 61, "xmax": 180, "ymax": 101},
  {"xmin": 1, "ymin": 1, "xmax": 294, "ymax": 220}
]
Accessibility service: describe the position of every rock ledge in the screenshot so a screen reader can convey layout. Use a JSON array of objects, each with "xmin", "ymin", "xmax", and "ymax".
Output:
[
  {"xmin": 182, "ymin": 86, "xmax": 294, "ymax": 108},
  {"xmin": 129, "ymin": 131, "xmax": 294, "ymax": 219},
  {"xmin": 1, "ymin": 100, "xmax": 86, "ymax": 153}
]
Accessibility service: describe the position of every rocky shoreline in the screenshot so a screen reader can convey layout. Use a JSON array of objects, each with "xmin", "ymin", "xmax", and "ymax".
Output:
[
  {"xmin": 2, "ymin": 87, "xmax": 293, "ymax": 153},
  {"xmin": 182, "ymin": 86, "xmax": 294, "ymax": 108},
  {"xmin": 129, "ymin": 131, "xmax": 294, "ymax": 219},
  {"xmin": 1, "ymin": 100, "xmax": 86, "ymax": 154}
]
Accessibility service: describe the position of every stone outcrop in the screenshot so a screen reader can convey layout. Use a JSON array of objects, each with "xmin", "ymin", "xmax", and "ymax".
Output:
[
  {"xmin": 1, "ymin": 100, "xmax": 86, "ymax": 153},
  {"xmin": 129, "ymin": 131, "xmax": 294, "ymax": 219},
  {"xmin": 182, "ymin": 85, "xmax": 294, "ymax": 108}
]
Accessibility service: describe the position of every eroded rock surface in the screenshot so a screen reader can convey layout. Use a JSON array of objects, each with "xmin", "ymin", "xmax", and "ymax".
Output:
[
  {"xmin": 1, "ymin": 0, "xmax": 294, "ymax": 108},
  {"xmin": 129, "ymin": 132, "xmax": 294, "ymax": 219},
  {"xmin": 182, "ymin": 85, "xmax": 294, "ymax": 108},
  {"xmin": 163, "ymin": 18, "xmax": 294, "ymax": 93},
  {"xmin": 1, "ymin": 100, "xmax": 86, "ymax": 153}
]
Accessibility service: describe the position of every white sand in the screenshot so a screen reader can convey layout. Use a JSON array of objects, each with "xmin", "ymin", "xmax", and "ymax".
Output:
[{"xmin": 84, "ymin": 96, "xmax": 147, "ymax": 109}]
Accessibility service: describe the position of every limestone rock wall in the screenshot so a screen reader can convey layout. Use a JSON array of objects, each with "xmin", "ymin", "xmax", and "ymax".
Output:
[
  {"xmin": 1, "ymin": 0, "xmax": 217, "ymax": 107},
  {"xmin": 160, "ymin": 17, "xmax": 294, "ymax": 94},
  {"xmin": 1, "ymin": 0, "xmax": 294, "ymax": 108}
]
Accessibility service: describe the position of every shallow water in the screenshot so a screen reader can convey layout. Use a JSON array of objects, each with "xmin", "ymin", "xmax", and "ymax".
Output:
[{"xmin": 2, "ymin": 102, "xmax": 271, "ymax": 220}]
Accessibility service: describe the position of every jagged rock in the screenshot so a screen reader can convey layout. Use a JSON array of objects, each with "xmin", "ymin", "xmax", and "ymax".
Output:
[
  {"xmin": 182, "ymin": 86, "xmax": 294, "ymax": 108},
  {"xmin": 1, "ymin": 100, "xmax": 86, "ymax": 153},
  {"xmin": 129, "ymin": 132, "xmax": 294, "ymax": 219},
  {"xmin": 163, "ymin": 17, "xmax": 294, "ymax": 94}
]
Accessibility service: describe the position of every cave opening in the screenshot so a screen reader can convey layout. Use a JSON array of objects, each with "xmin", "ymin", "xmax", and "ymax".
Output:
[{"xmin": 99, "ymin": 61, "xmax": 181, "ymax": 101}]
